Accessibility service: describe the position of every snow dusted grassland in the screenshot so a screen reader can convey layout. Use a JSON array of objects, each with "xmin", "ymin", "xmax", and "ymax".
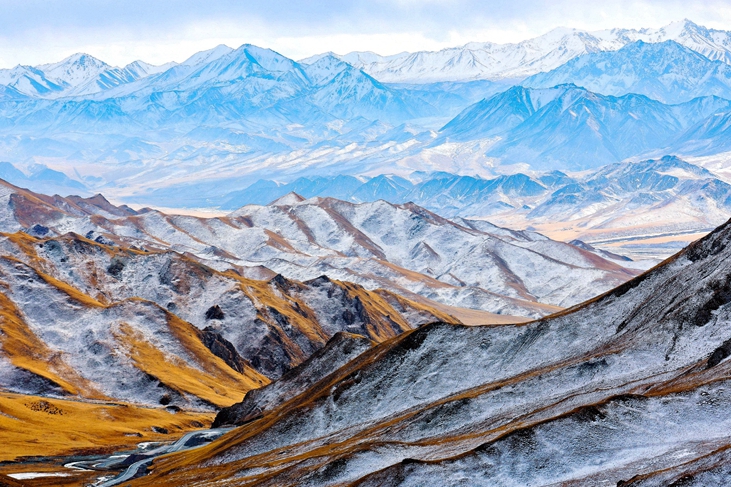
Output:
[
  {"xmin": 0, "ymin": 180, "xmax": 635, "ymax": 319},
  {"xmin": 132, "ymin": 215, "xmax": 731, "ymax": 487}
]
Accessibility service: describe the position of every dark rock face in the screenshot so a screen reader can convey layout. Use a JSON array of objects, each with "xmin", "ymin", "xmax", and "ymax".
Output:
[
  {"xmin": 201, "ymin": 327, "xmax": 249, "ymax": 374},
  {"xmin": 708, "ymin": 338, "xmax": 731, "ymax": 368},
  {"xmin": 214, "ymin": 332, "xmax": 372, "ymax": 427},
  {"xmin": 107, "ymin": 256, "xmax": 126, "ymax": 277},
  {"xmin": 244, "ymin": 319, "xmax": 294, "ymax": 379},
  {"xmin": 205, "ymin": 305, "xmax": 225, "ymax": 320},
  {"xmin": 26, "ymin": 224, "xmax": 49, "ymax": 237},
  {"xmin": 95, "ymin": 235, "xmax": 114, "ymax": 246}
]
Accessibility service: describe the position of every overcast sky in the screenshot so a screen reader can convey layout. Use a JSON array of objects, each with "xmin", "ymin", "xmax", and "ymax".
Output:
[{"xmin": 2, "ymin": 0, "xmax": 731, "ymax": 68}]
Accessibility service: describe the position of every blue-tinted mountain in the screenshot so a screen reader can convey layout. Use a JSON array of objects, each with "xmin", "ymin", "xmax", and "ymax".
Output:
[
  {"xmin": 524, "ymin": 40, "xmax": 731, "ymax": 104},
  {"xmin": 441, "ymin": 85, "xmax": 731, "ymax": 170},
  {"xmin": 673, "ymin": 110, "xmax": 731, "ymax": 155},
  {"xmin": 528, "ymin": 155, "xmax": 731, "ymax": 220},
  {"xmin": 304, "ymin": 55, "xmax": 435, "ymax": 122},
  {"xmin": 433, "ymin": 85, "xmax": 562, "ymax": 138}
]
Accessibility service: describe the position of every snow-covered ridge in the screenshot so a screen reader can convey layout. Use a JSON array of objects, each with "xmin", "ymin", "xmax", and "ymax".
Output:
[
  {"xmin": 137, "ymin": 205, "xmax": 731, "ymax": 486},
  {"xmin": 0, "ymin": 179, "xmax": 636, "ymax": 319},
  {"xmin": 523, "ymin": 40, "xmax": 731, "ymax": 104},
  {"xmin": 0, "ymin": 52, "xmax": 178, "ymax": 98},
  {"xmin": 323, "ymin": 19, "xmax": 731, "ymax": 83},
  {"xmin": 2, "ymin": 19, "xmax": 731, "ymax": 98}
]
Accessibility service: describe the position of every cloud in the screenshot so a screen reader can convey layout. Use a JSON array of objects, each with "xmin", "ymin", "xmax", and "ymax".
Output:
[{"xmin": 1, "ymin": 0, "xmax": 731, "ymax": 67}]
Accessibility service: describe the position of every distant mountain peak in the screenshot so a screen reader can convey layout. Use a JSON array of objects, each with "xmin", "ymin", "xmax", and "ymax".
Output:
[
  {"xmin": 180, "ymin": 44, "xmax": 234, "ymax": 67},
  {"xmin": 523, "ymin": 37, "xmax": 731, "ymax": 104},
  {"xmin": 269, "ymin": 192, "xmax": 306, "ymax": 206},
  {"xmin": 43, "ymin": 52, "xmax": 109, "ymax": 68}
]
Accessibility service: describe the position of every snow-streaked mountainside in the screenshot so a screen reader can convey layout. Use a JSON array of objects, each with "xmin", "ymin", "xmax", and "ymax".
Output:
[
  {"xmin": 440, "ymin": 84, "xmax": 731, "ymax": 169},
  {"xmin": 323, "ymin": 19, "xmax": 731, "ymax": 83},
  {"xmin": 221, "ymin": 156, "xmax": 731, "ymax": 262},
  {"xmin": 1, "ymin": 155, "xmax": 726, "ymax": 265},
  {"xmin": 0, "ymin": 180, "xmax": 636, "ymax": 320},
  {"xmin": 0, "ymin": 181, "xmax": 465, "ymax": 411},
  {"xmin": 524, "ymin": 40, "xmax": 731, "ymax": 104},
  {"xmin": 128, "ymin": 214, "xmax": 731, "ymax": 487}
]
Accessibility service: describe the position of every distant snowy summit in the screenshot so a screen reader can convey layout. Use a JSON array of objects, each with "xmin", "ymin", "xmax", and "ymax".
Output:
[
  {"xmin": 0, "ymin": 52, "xmax": 176, "ymax": 98},
  {"xmin": 308, "ymin": 19, "xmax": 731, "ymax": 83},
  {"xmin": 2, "ymin": 19, "xmax": 731, "ymax": 99}
]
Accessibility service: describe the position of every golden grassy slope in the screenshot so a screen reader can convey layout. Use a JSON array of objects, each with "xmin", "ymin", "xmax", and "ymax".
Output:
[
  {"xmin": 0, "ymin": 229, "xmax": 466, "ymax": 484},
  {"xmin": 0, "ymin": 290, "xmax": 105, "ymax": 399},
  {"xmin": 0, "ymin": 392, "xmax": 213, "ymax": 463}
]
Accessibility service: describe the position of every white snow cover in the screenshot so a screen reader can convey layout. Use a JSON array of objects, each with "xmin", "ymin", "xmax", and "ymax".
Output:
[
  {"xmin": 327, "ymin": 20, "xmax": 731, "ymax": 83},
  {"xmin": 19, "ymin": 188, "xmax": 634, "ymax": 315},
  {"xmin": 147, "ymin": 216, "xmax": 731, "ymax": 486}
]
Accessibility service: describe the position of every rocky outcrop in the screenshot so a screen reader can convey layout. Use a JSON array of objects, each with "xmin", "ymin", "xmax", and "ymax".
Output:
[
  {"xmin": 214, "ymin": 332, "xmax": 372, "ymax": 427},
  {"xmin": 204, "ymin": 305, "xmax": 225, "ymax": 320},
  {"xmin": 200, "ymin": 327, "xmax": 249, "ymax": 374}
]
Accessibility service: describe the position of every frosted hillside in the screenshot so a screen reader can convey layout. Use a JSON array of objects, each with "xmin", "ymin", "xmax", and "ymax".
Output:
[
  {"xmin": 0, "ymin": 181, "xmax": 637, "ymax": 318},
  {"xmin": 135, "ymin": 198, "xmax": 731, "ymax": 487}
]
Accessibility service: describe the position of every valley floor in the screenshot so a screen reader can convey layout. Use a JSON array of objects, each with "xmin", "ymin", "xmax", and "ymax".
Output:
[{"xmin": 0, "ymin": 392, "xmax": 214, "ymax": 485}]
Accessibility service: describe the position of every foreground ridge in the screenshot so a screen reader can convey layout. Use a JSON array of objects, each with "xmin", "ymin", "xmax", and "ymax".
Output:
[{"xmin": 131, "ymin": 218, "xmax": 731, "ymax": 486}]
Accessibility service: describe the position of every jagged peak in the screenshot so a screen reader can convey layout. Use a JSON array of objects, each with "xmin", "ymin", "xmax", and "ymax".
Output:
[
  {"xmin": 268, "ymin": 192, "xmax": 305, "ymax": 206},
  {"xmin": 40, "ymin": 52, "xmax": 110, "ymax": 70},
  {"xmin": 180, "ymin": 44, "xmax": 234, "ymax": 67}
]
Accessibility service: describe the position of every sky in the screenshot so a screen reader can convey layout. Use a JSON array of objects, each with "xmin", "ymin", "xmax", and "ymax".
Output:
[{"xmin": 2, "ymin": 0, "xmax": 731, "ymax": 68}]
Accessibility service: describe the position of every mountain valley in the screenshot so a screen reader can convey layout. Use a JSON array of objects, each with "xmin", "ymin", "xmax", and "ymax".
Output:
[{"xmin": 4, "ymin": 13, "xmax": 731, "ymax": 487}]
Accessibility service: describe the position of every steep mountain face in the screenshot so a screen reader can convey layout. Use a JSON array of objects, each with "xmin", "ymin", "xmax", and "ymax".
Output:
[
  {"xmin": 0, "ymin": 65, "xmax": 65, "ymax": 97},
  {"xmin": 440, "ymin": 85, "xmax": 731, "ymax": 169},
  {"xmin": 0, "ymin": 191, "xmax": 459, "ymax": 414},
  {"xmin": 0, "ymin": 180, "xmax": 637, "ymax": 319},
  {"xmin": 323, "ymin": 19, "xmax": 731, "ymax": 83},
  {"xmin": 674, "ymin": 110, "xmax": 731, "ymax": 155},
  {"xmin": 130, "ymin": 216, "xmax": 731, "ymax": 487},
  {"xmin": 524, "ymin": 40, "xmax": 731, "ymax": 104},
  {"xmin": 438, "ymin": 85, "xmax": 555, "ymax": 140}
]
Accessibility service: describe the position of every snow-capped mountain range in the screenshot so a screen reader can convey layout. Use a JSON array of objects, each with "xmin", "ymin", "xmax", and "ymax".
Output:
[
  {"xmin": 523, "ymin": 40, "xmax": 731, "ymax": 104},
  {"xmin": 3, "ymin": 19, "xmax": 730, "ymax": 99},
  {"xmin": 0, "ymin": 53, "xmax": 175, "ymax": 98},
  {"xmin": 218, "ymin": 156, "xmax": 731, "ymax": 261},
  {"xmin": 319, "ymin": 19, "xmax": 731, "ymax": 83},
  {"xmin": 2, "ymin": 18, "xmax": 731, "ymax": 235},
  {"xmin": 0, "ymin": 180, "xmax": 636, "ymax": 319}
]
